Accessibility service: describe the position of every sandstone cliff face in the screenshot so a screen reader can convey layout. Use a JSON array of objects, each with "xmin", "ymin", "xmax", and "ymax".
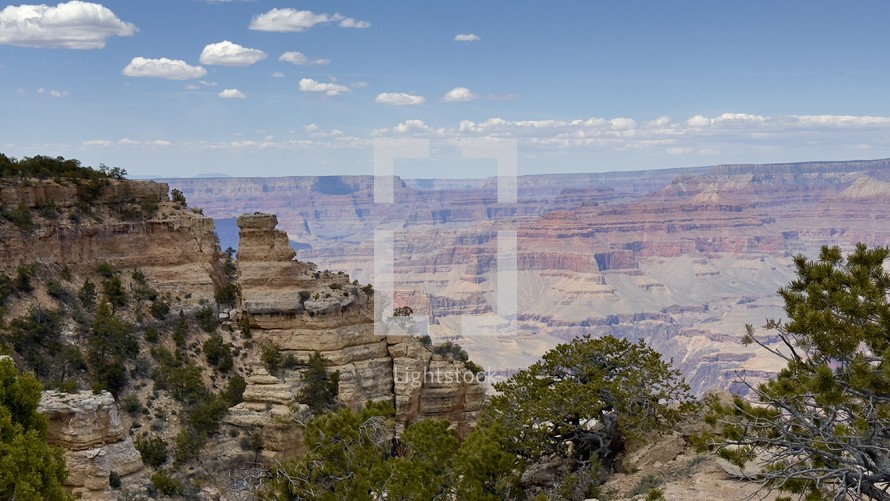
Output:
[
  {"xmin": 229, "ymin": 213, "xmax": 484, "ymax": 453},
  {"xmin": 0, "ymin": 178, "xmax": 223, "ymax": 304},
  {"xmin": 39, "ymin": 391, "xmax": 144, "ymax": 500}
]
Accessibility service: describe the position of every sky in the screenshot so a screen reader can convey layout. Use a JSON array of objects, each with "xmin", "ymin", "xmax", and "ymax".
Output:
[{"xmin": 2, "ymin": 1, "xmax": 890, "ymax": 178}]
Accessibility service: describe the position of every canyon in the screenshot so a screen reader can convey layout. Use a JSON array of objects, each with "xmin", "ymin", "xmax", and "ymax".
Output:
[{"xmin": 167, "ymin": 158, "xmax": 890, "ymax": 395}]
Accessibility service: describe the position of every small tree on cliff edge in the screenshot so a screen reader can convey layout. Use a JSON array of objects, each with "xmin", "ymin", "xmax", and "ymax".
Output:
[
  {"xmin": 702, "ymin": 244, "xmax": 890, "ymax": 500},
  {"xmin": 457, "ymin": 335, "xmax": 696, "ymax": 499}
]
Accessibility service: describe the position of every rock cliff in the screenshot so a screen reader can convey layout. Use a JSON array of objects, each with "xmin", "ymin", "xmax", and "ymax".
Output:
[
  {"xmin": 228, "ymin": 213, "xmax": 484, "ymax": 453},
  {"xmin": 0, "ymin": 177, "xmax": 223, "ymax": 305},
  {"xmin": 0, "ymin": 172, "xmax": 485, "ymax": 498},
  {"xmin": 39, "ymin": 391, "xmax": 144, "ymax": 500}
]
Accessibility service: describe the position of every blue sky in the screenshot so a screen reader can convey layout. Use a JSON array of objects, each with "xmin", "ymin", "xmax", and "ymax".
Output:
[{"xmin": 1, "ymin": 1, "xmax": 890, "ymax": 178}]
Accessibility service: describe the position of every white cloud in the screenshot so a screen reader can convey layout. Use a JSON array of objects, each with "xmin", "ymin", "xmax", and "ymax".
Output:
[
  {"xmin": 790, "ymin": 115, "xmax": 890, "ymax": 128},
  {"xmin": 122, "ymin": 57, "xmax": 206, "ymax": 80},
  {"xmin": 443, "ymin": 87, "xmax": 478, "ymax": 103},
  {"xmin": 82, "ymin": 139, "xmax": 113, "ymax": 147},
  {"xmin": 272, "ymin": 71, "xmax": 285, "ymax": 78},
  {"xmin": 279, "ymin": 51, "xmax": 329, "ymax": 65},
  {"xmin": 610, "ymin": 118, "xmax": 636, "ymax": 130},
  {"xmin": 0, "ymin": 1, "xmax": 136, "ymax": 49},
  {"xmin": 299, "ymin": 78, "xmax": 350, "ymax": 96},
  {"xmin": 646, "ymin": 116, "xmax": 672, "ymax": 127},
  {"xmin": 185, "ymin": 80, "xmax": 217, "ymax": 90},
  {"xmin": 249, "ymin": 8, "xmax": 370, "ymax": 32},
  {"xmin": 454, "ymin": 33, "xmax": 480, "ymax": 42},
  {"xmin": 303, "ymin": 123, "xmax": 344, "ymax": 137},
  {"xmin": 35, "ymin": 87, "xmax": 67, "ymax": 97},
  {"xmin": 200, "ymin": 41, "xmax": 267, "ymax": 66},
  {"xmin": 375, "ymin": 92, "xmax": 425, "ymax": 106},
  {"xmin": 487, "ymin": 93, "xmax": 519, "ymax": 101},
  {"xmin": 338, "ymin": 17, "xmax": 370, "ymax": 29},
  {"xmin": 394, "ymin": 119, "xmax": 432, "ymax": 134},
  {"xmin": 686, "ymin": 115, "xmax": 711, "ymax": 127},
  {"xmin": 219, "ymin": 89, "xmax": 246, "ymax": 99},
  {"xmin": 351, "ymin": 81, "xmax": 369, "ymax": 89}
]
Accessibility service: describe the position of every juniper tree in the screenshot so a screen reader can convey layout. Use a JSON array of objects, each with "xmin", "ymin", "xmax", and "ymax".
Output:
[
  {"xmin": 0, "ymin": 359, "xmax": 67, "ymax": 500},
  {"xmin": 470, "ymin": 335, "xmax": 695, "ymax": 498},
  {"xmin": 703, "ymin": 244, "xmax": 890, "ymax": 500}
]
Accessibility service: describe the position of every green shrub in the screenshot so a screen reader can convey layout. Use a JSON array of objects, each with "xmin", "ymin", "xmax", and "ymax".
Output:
[
  {"xmin": 173, "ymin": 429, "xmax": 205, "ymax": 464},
  {"xmin": 432, "ymin": 340, "xmax": 469, "ymax": 362},
  {"xmin": 2, "ymin": 203, "xmax": 35, "ymax": 230},
  {"xmin": 203, "ymin": 334, "xmax": 234, "ymax": 372},
  {"xmin": 120, "ymin": 393, "xmax": 143, "ymax": 415},
  {"xmin": 195, "ymin": 305, "xmax": 218, "ymax": 333},
  {"xmin": 150, "ymin": 470, "xmax": 182, "ymax": 496},
  {"xmin": 102, "ymin": 276, "xmax": 127, "ymax": 312},
  {"xmin": 135, "ymin": 436, "xmax": 168, "ymax": 468},
  {"xmin": 224, "ymin": 375, "xmax": 247, "ymax": 406},
  {"xmin": 141, "ymin": 193, "xmax": 159, "ymax": 217},
  {"xmin": 144, "ymin": 327, "xmax": 159, "ymax": 343},
  {"xmin": 149, "ymin": 298, "xmax": 170, "ymax": 320},
  {"xmin": 298, "ymin": 352, "xmax": 340, "ymax": 414},
  {"xmin": 172, "ymin": 310, "xmax": 188, "ymax": 347},
  {"xmin": 96, "ymin": 261, "xmax": 115, "ymax": 279},
  {"xmin": 37, "ymin": 199, "xmax": 59, "ymax": 220},
  {"xmin": 170, "ymin": 188, "xmax": 187, "ymax": 207},
  {"xmin": 629, "ymin": 475, "xmax": 663, "ymax": 498},
  {"xmin": 45, "ymin": 280, "xmax": 71, "ymax": 303},
  {"xmin": 215, "ymin": 284, "xmax": 238, "ymax": 308},
  {"xmin": 260, "ymin": 342, "xmax": 283, "ymax": 372},
  {"xmin": 0, "ymin": 273, "xmax": 12, "ymax": 305},
  {"xmin": 239, "ymin": 432, "xmax": 264, "ymax": 452},
  {"xmin": 78, "ymin": 280, "xmax": 97, "ymax": 309},
  {"xmin": 13, "ymin": 264, "xmax": 34, "ymax": 293},
  {"xmin": 108, "ymin": 471, "xmax": 121, "ymax": 489}
]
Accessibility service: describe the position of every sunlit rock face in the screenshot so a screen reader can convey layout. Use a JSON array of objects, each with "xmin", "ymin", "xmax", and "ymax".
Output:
[
  {"xmin": 227, "ymin": 213, "xmax": 484, "ymax": 455},
  {"xmin": 39, "ymin": 390, "xmax": 144, "ymax": 499},
  {"xmin": 0, "ymin": 178, "xmax": 223, "ymax": 306}
]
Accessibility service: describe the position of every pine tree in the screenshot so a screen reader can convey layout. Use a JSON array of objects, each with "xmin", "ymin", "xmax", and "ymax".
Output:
[
  {"xmin": 0, "ymin": 359, "xmax": 67, "ymax": 500},
  {"xmin": 702, "ymin": 244, "xmax": 890, "ymax": 500},
  {"xmin": 298, "ymin": 352, "xmax": 340, "ymax": 414}
]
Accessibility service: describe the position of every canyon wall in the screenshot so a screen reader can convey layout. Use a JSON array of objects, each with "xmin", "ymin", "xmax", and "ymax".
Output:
[{"xmin": 171, "ymin": 158, "xmax": 890, "ymax": 395}]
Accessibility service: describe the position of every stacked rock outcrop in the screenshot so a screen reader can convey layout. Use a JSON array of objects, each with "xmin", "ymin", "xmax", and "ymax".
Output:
[
  {"xmin": 38, "ymin": 391, "xmax": 144, "ymax": 500},
  {"xmin": 233, "ymin": 213, "xmax": 485, "ymax": 452}
]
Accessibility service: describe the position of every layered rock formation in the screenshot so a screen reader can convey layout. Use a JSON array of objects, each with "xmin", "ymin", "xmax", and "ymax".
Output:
[
  {"xmin": 225, "ymin": 213, "xmax": 484, "ymax": 456},
  {"xmin": 38, "ymin": 391, "xmax": 144, "ymax": 500},
  {"xmin": 0, "ymin": 178, "xmax": 223, "ymax": 304}
]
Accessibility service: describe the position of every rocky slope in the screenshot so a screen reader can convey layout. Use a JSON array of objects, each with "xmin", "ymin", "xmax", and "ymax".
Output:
[{"xmin": 0, "ymin": 173, "xmax": 484, "ymax": 498}]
